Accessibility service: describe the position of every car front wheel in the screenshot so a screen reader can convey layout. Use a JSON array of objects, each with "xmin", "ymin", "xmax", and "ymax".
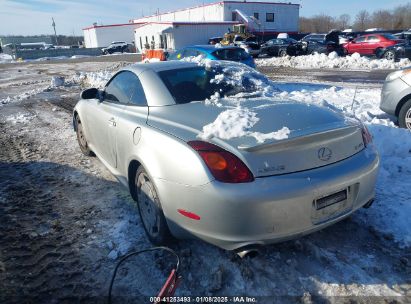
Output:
[
  {"xmin": 399, "ymin": 99, "xmax": 411, "ymax": 130},
  {"xmin": 135, "ymin": 167, "xmax": 172, "ymax": 245}
]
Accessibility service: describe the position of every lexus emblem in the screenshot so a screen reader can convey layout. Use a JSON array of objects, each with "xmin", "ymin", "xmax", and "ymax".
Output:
[{"xmin": 318, "ymin": 147, "xmax": 332, "ymax": 161}]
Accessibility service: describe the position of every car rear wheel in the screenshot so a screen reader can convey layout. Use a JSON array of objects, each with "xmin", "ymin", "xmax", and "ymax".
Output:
[
  {"xmin": 383, "ymin": 50, "xmax": 396, "ymax": 61},
  {"xmin": 398, "ymin": 99, "xmax": 411, "ymax": 130},
  {"xmin": 135, "ymin": 167, "xmax": 172, "ymax": 245},
  {"xmin": 279, "ymin": 50, "xmax": 287, "ymax": 57},
  {"xmin": 75, "ymin": 116, "xmax": 94, "ymax": 156}
]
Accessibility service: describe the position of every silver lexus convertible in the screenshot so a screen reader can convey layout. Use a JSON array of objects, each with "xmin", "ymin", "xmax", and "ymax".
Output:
[{"xmin": 73, "ymin": 60, "xmax": 379, "ymax": 252}]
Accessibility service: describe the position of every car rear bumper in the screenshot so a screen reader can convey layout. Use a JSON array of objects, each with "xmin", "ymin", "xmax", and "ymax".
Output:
[{"xmin": 155, "ymin": 146, "xmax": 379, "ymax": 250}]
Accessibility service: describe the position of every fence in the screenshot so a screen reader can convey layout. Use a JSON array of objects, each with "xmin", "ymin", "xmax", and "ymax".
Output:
[{"xmin": 4, "ymin": 47, "xmax": 103, "ymax": 60}]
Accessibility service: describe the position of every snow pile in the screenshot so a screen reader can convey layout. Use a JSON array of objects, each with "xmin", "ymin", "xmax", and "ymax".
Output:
[
  {"xmin": 0, "ymin": 53, "xmax": 13, "ymax": 63},
  {"xmin": 200, "ymin": 107, "xmax": 290, "ymax": 143},
  {"xmin": 256, "ymin": 52, "xmax": 411, "ymax": 70},
  {"xmin": 74, "ymin": 70, "xmax": 113, "ymax": 88}
]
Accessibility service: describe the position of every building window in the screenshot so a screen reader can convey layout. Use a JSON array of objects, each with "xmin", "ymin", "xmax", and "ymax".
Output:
[
  {"xmin": 266, "ymin": 13, "xmax": 274, "ymax": 22},
  {"xmin": 232, "ymin": 12, "xmax": 237, "ymax": 21},
  {"xmin": 253, "ymin": 12, "xmax": 259, "ymax": 20}
]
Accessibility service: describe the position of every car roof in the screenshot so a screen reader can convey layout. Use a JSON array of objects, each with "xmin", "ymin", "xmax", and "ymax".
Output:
[
  {"xmin": 185, "ymin": 45, "xmax": 241, "ymax": 52},
  {"xmin": 124, "ymin": 60, "xmax": 199, "ymax": 74}
]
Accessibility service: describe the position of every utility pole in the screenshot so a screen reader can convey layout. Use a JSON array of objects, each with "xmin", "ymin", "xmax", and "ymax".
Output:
[{"xmin": 52, "ymin": 17, "xmax": 58, "ymax": 45}]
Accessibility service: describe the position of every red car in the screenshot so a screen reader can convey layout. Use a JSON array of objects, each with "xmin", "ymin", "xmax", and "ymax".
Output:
[{"xmin": 343, "ymin": 34, "xmax": 403, "ymax": 56}]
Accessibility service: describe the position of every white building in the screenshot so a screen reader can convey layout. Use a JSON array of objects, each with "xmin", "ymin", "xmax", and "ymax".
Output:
[
  {"xmin": 134, "ymin": 21, "xmax": 238, "ymax": 51},
  {"xmin": 83, "ymin": 1, "xmax": 299, "ymax": 50},
  {"xmin": 133, "ymin": 1, "xmax": 300, "ymax": 34},
  {"xmin": 83, "ymin": 23, "xmax": 143, "ymax": 48}
]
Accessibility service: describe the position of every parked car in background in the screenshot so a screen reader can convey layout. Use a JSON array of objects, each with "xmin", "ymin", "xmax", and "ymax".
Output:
[
  {"xmin": 376, "ymin": 40, "xmax": 411, "ymax": 61},
  {"xmin": 168, "ymin": 45, "xmax": 255, "ymax": 68},
  {"xmin": 301, "ymin": 33, "xmax": 327, "ymax": 43},
  {"xmin": 73, "ymin": 60, "xmax": 379, "ymax": 251},
  {"xmin": 208, "ymin": 37, "xmax": 223, "ymax": 45},
  {"xmin": 260, "ymin": 37, "xmax": 298, "ymax": 57},
  {"xmin": 343, "ymin": 34, "xmax": 404, "ymax": 56},
  {"xmin": 102, "ymin": 41, "xmax": 130, "ymax": 55},
  {"xmin": 233, "ymin": 37, "xmax": 260, "ymax": 58},
  {"xmin": 380, "ymin": 67, "xmax": 411, "ymax": 130}
]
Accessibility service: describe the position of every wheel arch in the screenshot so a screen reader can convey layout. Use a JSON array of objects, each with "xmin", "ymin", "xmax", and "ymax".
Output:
[
  {"xmin": 395, "ymin": 94, "xmax": 411, "ymax": 117},
  {"xmin": 73, "ymin": 110, "xmax": 79, "ymax": 131},
  {"xmin": 128, "ymin": 159, "xmax": 142, "ymax": 201}
]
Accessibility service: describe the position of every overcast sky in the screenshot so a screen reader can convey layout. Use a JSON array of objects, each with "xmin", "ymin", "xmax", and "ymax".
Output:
[{"xmin": 0, "ymin": 0, "xmax": 408, "ymax": 36}]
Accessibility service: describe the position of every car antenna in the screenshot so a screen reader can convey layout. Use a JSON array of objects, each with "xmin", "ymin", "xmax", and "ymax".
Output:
[{"xmin": 350, "ymin": 86, "xmax": 358, "ymax": 115}]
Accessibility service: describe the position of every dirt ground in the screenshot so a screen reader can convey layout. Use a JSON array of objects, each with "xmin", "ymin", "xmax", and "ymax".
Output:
[{"xmin": 0, "ymin": 58, "xmax": 410, "ymax": 303}]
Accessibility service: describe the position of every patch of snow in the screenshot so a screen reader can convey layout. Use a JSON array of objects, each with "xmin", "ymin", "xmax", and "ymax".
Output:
[
  {"xmin": 0, "ymin": 53, "xmax": 13, "ymax": 63},
  {"xmin": 256, "ymin": 52, "xmax": 411, "ymax": 70},
  {"xmin": 5, "ymin": 112, "xmax": 36, "ymax": 124},
  {"xmin": 200, "ymin": 107, "xmax": 259, "ymax": 140},
  {"xmin": 50, "ymin": 76, "xmax": 65, "ymax": 87},
  {"xmin": 250, "ymin": 127, "xmax": 291, "ymax": 143}
]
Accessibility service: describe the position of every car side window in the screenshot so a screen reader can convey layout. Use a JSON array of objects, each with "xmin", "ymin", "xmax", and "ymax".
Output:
[
  {"xmin": 367, "ymin": 36, "xmax": 380, "ymax": 42},
  {"xmin": 355, "ymin": 36, "xmax": 366, "ymax": 43},
  {"xmin": 104, "ymin": 71, "xmax": 147, "ymax": 106}
]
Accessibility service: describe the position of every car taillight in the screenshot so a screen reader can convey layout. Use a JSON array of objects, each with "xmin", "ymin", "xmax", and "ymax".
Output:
[
  {"xmin": 188, "ymin": 141, "xmax": 254, "ymax": 183},
  {"xmin": 361, "ymin": 125, "xmax": 373, "ymax": 147}
]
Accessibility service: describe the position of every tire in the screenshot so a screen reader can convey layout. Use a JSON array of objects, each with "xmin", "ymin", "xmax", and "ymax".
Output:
[
  {"xmin": 383, "ymin": 50, "xmax": 396, "ymax": 61},
  {"xmin": 398, "ymin": 99, "xmax": 411, "ymax": 130},
  {"xmin": 135, "ymin": 167, "xmax": 172, "ymax": 245},
  {"xmin": 279, "ymin": 50, "xmax": 287, "ymax": 57},
  {"xmin": 75, "ymin": 116, "xmax": 94, "ymax": 156}
]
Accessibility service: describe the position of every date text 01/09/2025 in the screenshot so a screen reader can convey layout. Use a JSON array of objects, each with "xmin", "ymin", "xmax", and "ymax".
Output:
[{"xmin": 149, "ymin": 296, "xmax": 257, "ymax": 303}]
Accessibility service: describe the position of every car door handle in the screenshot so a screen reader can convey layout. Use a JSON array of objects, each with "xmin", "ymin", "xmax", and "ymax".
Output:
[{"xmin": 108, "ymin": 118, "xmax": 116, "ymax": 127}]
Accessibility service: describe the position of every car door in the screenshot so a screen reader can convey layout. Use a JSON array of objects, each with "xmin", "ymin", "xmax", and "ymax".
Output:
[
  {"xmin": 115, "ymin": 72, "xmax": 149, "ymax": 175},
  {"xmin": 348, "ymin": 36, "xmax": 366, "ymax": 54},
  {"xmin": 365, "ymin": 35, "xmax": 380, "ymax": 55},
  {"xmin": 86, "ymin": 71, "xmax": 134, "ymax": 169},
  {"xmin": 270, "ymin": 39, "xmax": 280, "ymax": 55}
]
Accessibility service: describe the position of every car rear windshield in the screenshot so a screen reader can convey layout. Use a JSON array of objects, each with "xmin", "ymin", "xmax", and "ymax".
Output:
[
  {"xmin": 211, "ymin": 48, "xmax": 250, "ymax": 61},
  {"xmin": 381, "ymin": 34, "xmax": 399, "ymax": 40},
  {"xmin": 158, "ymin": 66, "xmax": 267, "ymax": 104}
]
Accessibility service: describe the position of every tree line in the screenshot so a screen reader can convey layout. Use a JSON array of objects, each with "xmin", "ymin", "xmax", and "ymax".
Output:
[{"xmin": 300, "ymin": 3, "xmax": 411, "ymax": 33}]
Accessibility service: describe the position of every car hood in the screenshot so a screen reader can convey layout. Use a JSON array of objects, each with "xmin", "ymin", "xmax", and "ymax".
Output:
[{"xmin": 147, "ymin": 99, "xmax": 365, "ymax": 177}]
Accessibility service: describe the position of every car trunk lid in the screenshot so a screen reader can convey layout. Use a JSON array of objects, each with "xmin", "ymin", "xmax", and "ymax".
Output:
[{"xmin": 147, "ymin": 99, "xmax": 365, "ymax": 177}]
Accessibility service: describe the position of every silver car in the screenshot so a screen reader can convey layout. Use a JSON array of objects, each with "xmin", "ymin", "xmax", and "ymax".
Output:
[
  {"xmin": 73, "ymin": 61, "xmax": 379, "ymax": 252},
  {"xmin": 380, "ymin": 66, "xmax": 411, "ymax": 130}
]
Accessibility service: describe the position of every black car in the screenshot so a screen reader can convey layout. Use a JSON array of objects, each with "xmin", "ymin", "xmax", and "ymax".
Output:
[
  {"xmin": 101, "ymin": 42, "xmax": 130, "ymax": 55},
  {"xmin": 260, "ymin": 38, "xmax": 298, "ymax": 57},
  {"xmin": 376, "ymin": 32, "xmax": 411, "ymax": 61}
]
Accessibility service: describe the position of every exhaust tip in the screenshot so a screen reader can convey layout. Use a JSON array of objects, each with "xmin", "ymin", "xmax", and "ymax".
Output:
[
  {"xmin": 363, "ymin": 198, "xmax": 375, "ymax": 209},
  {"xmin": 235, "ymin": 245, "xmax": 261, "ymax": 259}
]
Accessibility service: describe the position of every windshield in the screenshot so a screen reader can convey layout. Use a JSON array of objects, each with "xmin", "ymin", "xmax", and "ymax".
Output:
[
  {"xmin": 212, "ymin": 48, "xmax": 251, "ymax": 61},
  {"xmin": 158, "ymin": 64, "xmax": 272, "ymax": 104}
]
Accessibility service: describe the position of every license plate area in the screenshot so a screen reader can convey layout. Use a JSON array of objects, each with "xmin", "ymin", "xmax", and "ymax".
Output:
[{"xmin": 311, "ymin": 187, "xmax": 353, "ymax": 225}]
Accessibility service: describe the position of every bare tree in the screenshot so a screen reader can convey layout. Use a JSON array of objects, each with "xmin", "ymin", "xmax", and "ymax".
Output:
[
  {"xmin": 354, "ymin": 10, "xmax": 371, "ymax": 31},
  {"xmin": 336, "ymin": 14, "xmax": 351, "ymax": 30},
  {"xmin": 371, "ymin": 10, "xmax": 393, "ymax": 29}
]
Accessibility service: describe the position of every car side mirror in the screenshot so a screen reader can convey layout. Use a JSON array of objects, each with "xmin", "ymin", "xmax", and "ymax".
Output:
[{"xmin": 81, "ymin": 88, "xmax": 103, "ymax": 101}]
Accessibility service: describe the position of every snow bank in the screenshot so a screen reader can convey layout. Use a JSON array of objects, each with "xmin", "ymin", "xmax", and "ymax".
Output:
[{"xmin": 256, "ymin": 52, "xmax": 411, "ymax": 70}]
